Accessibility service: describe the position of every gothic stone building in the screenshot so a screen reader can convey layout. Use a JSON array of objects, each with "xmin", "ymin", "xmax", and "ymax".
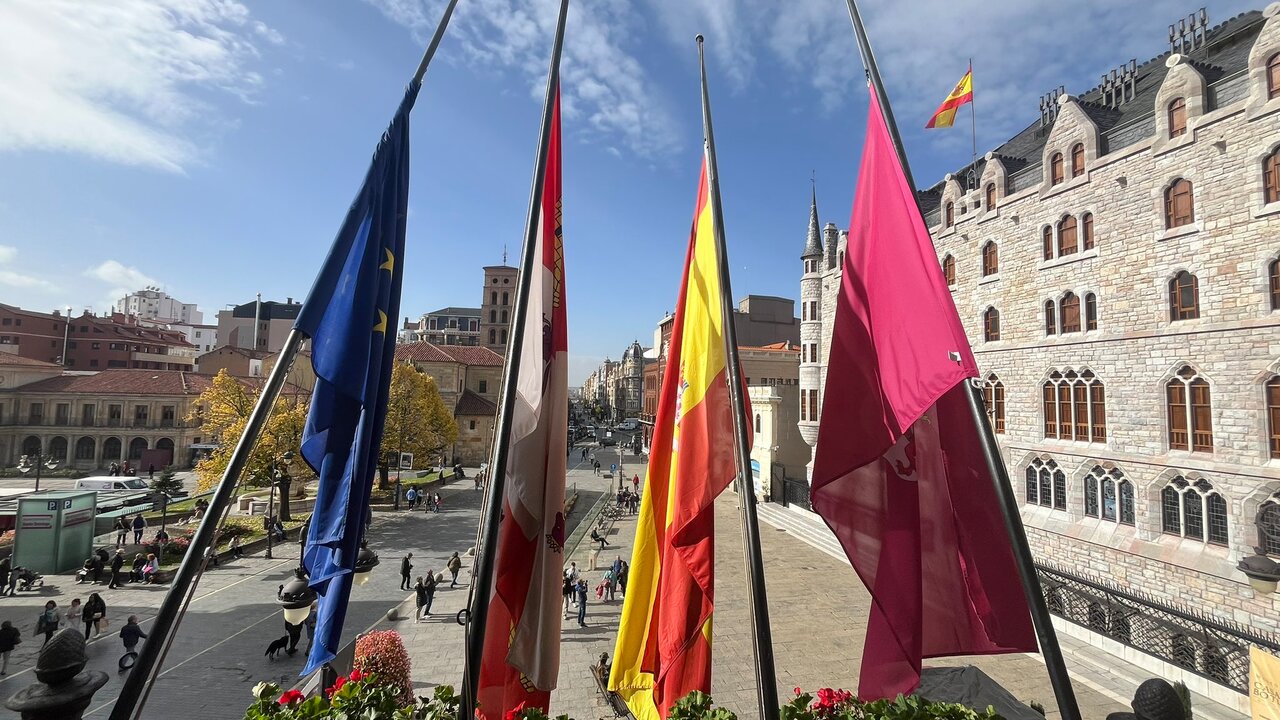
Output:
[{"xmin": 802, "ymin": 6, "xmax": 1280, "ymax": 707}]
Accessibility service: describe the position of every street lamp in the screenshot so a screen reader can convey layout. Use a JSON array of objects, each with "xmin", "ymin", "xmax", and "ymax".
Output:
[
  {"xmin": 15, "ymin": 453, "xmax": 59, "ymax": 492},
  {"xmin": 353, "ymin": 540, "xmax": 379, "ymax": 587},
  {"xmin": 277, "ymin": 517, "xmax": 316, "ymax": 625},
  {"xmin": 1239, "ymin": 548, "xmax": 1280, "ymax": 595}
]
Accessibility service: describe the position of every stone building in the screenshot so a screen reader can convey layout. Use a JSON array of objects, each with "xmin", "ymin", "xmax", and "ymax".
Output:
[
  {"xmin": 394, "ymin": 342, "xmax": 504, "ymax": 465},
  {"xmin": 801, "ymin": 6, "xmax": 1280, "ymax": 706},
  {"xmin": 400, "ymin": 307, "xmax": 481, "ymax": 346},
  {"xmin": 479, "ymin": 265, "xmax": 518, "ymax": 355}
]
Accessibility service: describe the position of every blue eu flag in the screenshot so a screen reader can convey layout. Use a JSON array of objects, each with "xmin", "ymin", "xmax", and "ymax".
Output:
[{"xmin": 294, "ymin": 82, "xmax": 419, "ymax": 675}]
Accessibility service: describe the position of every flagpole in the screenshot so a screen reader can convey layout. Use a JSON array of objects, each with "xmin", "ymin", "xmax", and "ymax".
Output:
[
  {"xmin": 696, "ymin": 34, "xmax": 781, "ymax": 720},
  {"xmin": 458, "ymin": 1, "xmax": 569, "ymax": 717},
  {"xmin": 968, "ymin": 59, "xmax": 978, "ymax": 190},
  {"xmin": 109, "ymin": 330, "xmax": 305, "ymax": 720},
  {"xmin": 840, "ymin": 3, "xmax": 1082, "ymax": 720},
  {"xmin": 109, "ymin": 3, "xmax": 461, "ymax": 715}
]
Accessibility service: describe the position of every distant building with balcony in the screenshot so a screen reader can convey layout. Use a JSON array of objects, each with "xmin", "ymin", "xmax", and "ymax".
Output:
[
  {"xmin": 400, "ymin": 307, "xmax": 482, "ymax": 346},
  {"xmin": 115, "ymin": 287, "xmax": 203, "ymax": 324}
]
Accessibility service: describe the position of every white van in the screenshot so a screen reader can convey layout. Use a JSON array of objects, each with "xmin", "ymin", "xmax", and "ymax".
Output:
[{"xmin": 75, "ymin": 477, "xmax": 150, "ymax": 492}]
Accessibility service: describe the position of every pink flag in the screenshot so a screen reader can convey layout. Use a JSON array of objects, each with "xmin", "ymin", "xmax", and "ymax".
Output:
[{"xmin": 811, "ymin": 92, "xmax": 1037, "ymax": 700}]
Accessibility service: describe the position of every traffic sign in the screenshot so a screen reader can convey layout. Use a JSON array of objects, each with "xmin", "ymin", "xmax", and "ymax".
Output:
[{"xmin": 610, "ymin": 463, "xmax": 617, "ymax": 472}]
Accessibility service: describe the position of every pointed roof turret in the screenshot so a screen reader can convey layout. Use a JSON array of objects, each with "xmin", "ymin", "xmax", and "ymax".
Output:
[{"xmin": 801, "ymin": 183, "xmax": 823, "ymax": 259}]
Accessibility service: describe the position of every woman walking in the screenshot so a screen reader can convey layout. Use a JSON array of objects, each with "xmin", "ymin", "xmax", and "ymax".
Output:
[
  {"xmin": 414, "ymin": 576, "xmax": 428, "ymax": 623},
  {"xmin": 66, "ymin": 597, "xmax": 82, "ymax": 631},
  {"xmin": 0, "ymin": 620, "xmax": 20, "ymax": 674},
  {"xmin": 83, "ymin": 593, "xmax": 106, "ymax": 639},
  {"xmin": 37, "ymin": 601, "xmax": 60, "ymax": 646}
]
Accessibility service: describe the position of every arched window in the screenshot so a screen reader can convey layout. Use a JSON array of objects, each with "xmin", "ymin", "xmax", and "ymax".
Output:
[
  {"xmin": 489, "ymin": 328, "xmax": 496, "ymax": 344},
  {"xmin": 985, "ymin": 183, "xmax": 996, "ymax": 210},
  {"xmin": 1044, "ymin": 300, "xmax": 1057, "ymax": 336},
  {"xmin": 21, "ymin": 436, "xmax": 41, "ymax": 456},
  {"xmin": 1084, "ymin": 466, "xmax": 1134, "ymax": 524},
  {"xmin": 1041, "ymin": 226, "xmax": 1053, "ymax": 260},
  {"xmin": 1050, "ymin": 152, "xmax": 1064, "ymax": 185},
  {"xmin": 502, "ymin": 292, "xmax": 509, "ymax": 306},
  {"xmin": 944, "ymin": 201, "xmax": 954, "ymax": 228},
  {"xmin": 983, "ymin": 307, "xmax": 1000, "ymax": 342},
  {"xmin": 1167, "ymin": 365, "xmax": 1213, "ymax": 452},
  {"xmin": 1164, "ymin": 178, "xmax": 1195, "ymax": 228},
  {"xmin": 981, "ymin": 241, "xmax": 998, "ymax": 276},
  {"xmin": 1057, "ymin": 215, "xmax": 1078, "ymax": 256},
  {"xmin": 754, "ymin": 414, "xmax": 762, "ymax": 433},
  {"xmin": 501, "ymin": 310, "xmax": 508, "ymax": 324},
  {"xmin": 489, "ymin": 309, "xmax": 497, "ymax": 323},
  {"xmin": 1266, "ymin": 375, "xmax": 1280, "ymax": 459},
  {"xmin": 1167, "ymin": 97, "xmax": 1187, "ymax": 138},
  {"xmin": 500, "ymin": 329, "xmax": 508, "ymax": 344},
  {"xmin": 102, "ymin": 437, "xmax": 121, "ymax": 461},
  {"xmin": 983, "ymin": 374, "xmax": 1005, "ymax": 433},
  {"xmin": 48, "ymin": 436, "xmax": 67, "ymax": 462},
  {"xmin": 1269, "ymin": 53, "xmax": 1280, "ymax": 99},
  {"xmin": 128, "ymin": 437, "xmax": 148, "ymax": 460},
  {"xmin": 1024, "ymin": 457, "xmax": 1066, "ymax": 510},
  {"xmin": 490, "ymin": 291, "xmax": 497, "ymax": 305},
  {"xmin": 1081, "ymin": 212, "xmax": 1095, "ymax": 250},
  {"xmin": 1042, "ymin": 369, "xmax": 1105, "ymax": 442},
  {"xmin": 1260, "ymin": 494, "xmax": 1280, "ymax": 555},
  {"xmin": 1060, "ymin": 292, "xmax": 1081, "ymax": 333},
  {"xmin": 1085, "ymin": 292, "xmax": 1098, "ymax": 331},
  {"xmin": 1266, "ymin": 147, "xmax": 1280, "ymax": 205},
  {"xmin": 1161, "ymin": 476, "xmax": 1228, "ymax": 545},
  {"xmin": 942, "ymin": 255, "xmax": 955, "ymax": 286},
  {"xmin": 1169, "ymin": 270, "xmax": 1200, "ymax": 321},
  {"xmin": 1070, "ymin": 143, "xmax": 1085, "ymax": 178},
  {"xmin": 74, "ymin": 437, "xmax": 95, "ymax": 461}
]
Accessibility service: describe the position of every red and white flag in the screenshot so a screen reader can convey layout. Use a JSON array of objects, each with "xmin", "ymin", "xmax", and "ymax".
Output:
[
  {"xmin": 476, "ymin": 88, "xmax": 568, "ymax": 717},
  {"xmin": 811, "ymin": 92, "xmax": 1037, "ymax": 700}
]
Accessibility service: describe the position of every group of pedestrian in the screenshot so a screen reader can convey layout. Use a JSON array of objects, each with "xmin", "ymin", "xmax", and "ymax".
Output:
[
  {"xmin": 404, "ymin": 488, "xmax": 443, "ymax": 512},
  {"xmin": 561, "ymin": 563, "xmax": 590, "ymax": 627},
  {"xmin": 615, "ymin": 488, "xmax": 640, "ymax": 514},
  {"xmin": 113, "ymin": 514, "xmax": 149, "ymax": 547}
]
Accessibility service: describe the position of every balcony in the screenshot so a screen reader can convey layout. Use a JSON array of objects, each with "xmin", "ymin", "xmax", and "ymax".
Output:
[{"xmin": 0, "ymin": 418, "xmax": 195, "ymax": 430}]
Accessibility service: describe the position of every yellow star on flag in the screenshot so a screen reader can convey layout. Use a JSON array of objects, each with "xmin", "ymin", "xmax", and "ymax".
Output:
[{"xmin": 373, "ymin": 310, "xmax": 387, "ymax": 334}]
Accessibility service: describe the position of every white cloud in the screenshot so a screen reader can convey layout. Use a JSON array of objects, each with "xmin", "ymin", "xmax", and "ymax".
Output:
[
  {"xmin": 0, "ymin": 0, "xmax": 280, "ymax": 173},
  {"xmin": 0, "ymin": 245, "xmax": 57, "ymax": 291},
  {"xmin": 84, "ymin": 260, "xmax": 159, "ymax": 291},
  {"xmin": 0, "ymin": 245, "xmax": 16, "ymax": 264},
  {"xmin": 365, "ymin": 0, "xmax": 681, "ymax": 158}
]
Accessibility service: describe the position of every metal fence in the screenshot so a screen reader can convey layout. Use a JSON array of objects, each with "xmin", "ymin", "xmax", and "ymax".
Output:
[
  {"xmin": 1036, "ymin": 562, "xmax": 1280, "ymax": 694},
  {"xmin": 780, "ymin": 477, "xmax": 811, "ymax": 512}
]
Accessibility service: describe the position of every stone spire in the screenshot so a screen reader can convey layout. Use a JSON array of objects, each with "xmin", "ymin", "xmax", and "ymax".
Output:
[{"xmin": 801, "ymin": 184, "xmax": 823, "ymax": 259}]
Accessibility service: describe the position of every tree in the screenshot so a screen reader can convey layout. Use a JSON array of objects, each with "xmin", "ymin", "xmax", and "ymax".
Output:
[
  {"xmin": 151, "ymin": 466, "xmax": 183, "ymax": 534},
  {"xmin": 379, "ymin": 363, "xmax": 457, "ymax": 485},
  {"xmin": 189, "ymin": 369, "xmax": 308, "ymax": 494}
]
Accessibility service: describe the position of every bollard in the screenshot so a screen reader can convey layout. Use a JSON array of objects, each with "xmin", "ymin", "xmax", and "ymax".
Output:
[{"xmin": 5, "ymin": 629, "xmax": 108, "ymax": 720}]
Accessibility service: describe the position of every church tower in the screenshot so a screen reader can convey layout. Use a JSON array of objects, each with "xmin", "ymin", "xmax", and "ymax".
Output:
[{"xmin": 798, "ymin": 187, "xmax": 824, "ymax": 485}]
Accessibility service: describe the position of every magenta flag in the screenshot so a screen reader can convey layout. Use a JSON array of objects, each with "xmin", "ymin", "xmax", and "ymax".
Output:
[{"xmin": 811, "ymin": 91, "xmax": 1037, "ymax": 700}]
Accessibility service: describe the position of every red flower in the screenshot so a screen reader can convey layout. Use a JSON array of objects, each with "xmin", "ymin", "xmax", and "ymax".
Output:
[
  {"xmin": 348, "ymin": 668, "xmax": 365, "ymax": 683},
  {"xmin": 326, "ymin": 675, "xmax": 347, "ymax": 696},
  {"xmin": 794, "ymin": 687, "xmax": 803, "ymax": 696},
  {"xmin": 504, "ymin": 701, "xmax": 528, "ymax": 720},
  {"xmin": 277, "ymin": 689, "xmax": 305, "ymax": 705}
]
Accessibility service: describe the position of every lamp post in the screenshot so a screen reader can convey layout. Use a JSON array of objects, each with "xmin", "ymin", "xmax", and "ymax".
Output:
[
  {"xmin": 352, "ymin": 540, "xmax": 380, "ymax": 587},
  {"xmin": 264, "ymin": 450, "xmax": 295, "ymax": 560},
  {"xmin": 1238, "ymin": 549, "xmax": 1280, "ymax": 594},
  {"xmin": 15, "ymin": 453, "xmax": 59, "ymax": 493}
]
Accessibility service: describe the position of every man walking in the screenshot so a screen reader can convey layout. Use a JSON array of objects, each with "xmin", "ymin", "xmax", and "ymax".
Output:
[
  {"xmin": 446, "ymin": 552, "xmax": 462, "ymax": 587},
  {"xmin": 121, "ymin": 615, "xmax": 147, "ymax": 656},
  {"xmin": 131, "ymin": 514, "xmax": 146, "ymax": 545},
  {"xmin": 421, "ymin": 570, "xmax": 437, "ymax": 618},
  {"xmin": 405, "ymin": 487, "xmax": 416, "ymax": 510},
  {"xmin": 0, "ymin": 558, "xmax": 10, "ymax": 597},
  {"xmin": 399, "ymin": 553, "xmax": 413, "ymax": 590},
  {"xmin": 115, "ymin": 516, "xmax": 130, "ymax": 547},
  {"xmin": 575, "ymin": 579, "xmax": 588, "ymax": 627},
  {"xmin": 109, "ymin": 550, "xmax": 125, "ymax": 589}
]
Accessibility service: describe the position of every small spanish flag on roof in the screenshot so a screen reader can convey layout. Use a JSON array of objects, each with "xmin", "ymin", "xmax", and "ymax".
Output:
[{"xmin": 925, "ymin": 65, "xmax": 973, "ymax": 129}]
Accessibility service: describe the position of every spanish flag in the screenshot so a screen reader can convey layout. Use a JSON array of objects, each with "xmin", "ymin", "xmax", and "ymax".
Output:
[
  {"xmin": 924, "ymin": 65, "xmax": 973, "ymax": 129},
  {"xmin": 609, "ymin": 159, "xmax": 738, "ymax": 719}
]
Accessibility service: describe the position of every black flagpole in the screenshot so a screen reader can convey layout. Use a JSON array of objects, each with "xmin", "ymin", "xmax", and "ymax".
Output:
[
  {"xmin": 108, "ymin": 2, "xmax": 461, "ymax": 717},
  {"xmin": 840, "ymin": 2, "xmax": 1082, "ymax": 720},
  {"xmin": 458, "ymin": 1, "xmax": 568, "ymax": 717},
  {"xmin": 696, "ymin": 34, "xmax": 781, "ymax": 720}
]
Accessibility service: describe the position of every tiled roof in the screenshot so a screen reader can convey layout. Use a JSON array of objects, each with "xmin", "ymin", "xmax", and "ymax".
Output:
[
  {"xmin": 10, "ymin": 370, "xmax": 214, "ymax": 396},
  {"xmin": 395, "ymin": 342, "xmax": 455, "ymax": 364},
  {"xmin": 197, "ymin": 346, "xmax": 271, "ymax": 360},
  {"xmin": 749, "ymin": 341, "xmax": 799, "ymax": 352},
  {"xmin": 396, "ymin": 342, "xmax": 505, "ymax": 367},
  {"xmin": 0, "ymin": 355, "xmax": 62, "ymax": 368},
  {"xmin": 455, "ymin": 390, "xmax": 497, "ymax": 416}
]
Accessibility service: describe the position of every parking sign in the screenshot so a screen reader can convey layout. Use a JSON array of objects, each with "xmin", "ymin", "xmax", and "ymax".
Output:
[{"xmin": 610, "ymin": 463, "xmax": 617, "ymax": 472}]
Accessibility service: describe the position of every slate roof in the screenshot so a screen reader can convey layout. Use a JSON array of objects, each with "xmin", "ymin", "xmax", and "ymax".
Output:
[
  {"xmin": 427, "ymin": 307, "xmax": 481, "ymax": 317},
  {"xmin": 802, "ymin": 187, "xmax": 823, "ymax": 258},
  {"xmin": 455, "ymin": 390, "xmax": 497, "ymax": 416},
  {"xmin": 918, "ymin": 10, "xmax": 1266, "ymax": 201}
]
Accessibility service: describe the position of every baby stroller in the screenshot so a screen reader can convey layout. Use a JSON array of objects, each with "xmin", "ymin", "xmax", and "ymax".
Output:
[{"xmin": 14, "ymin": 566, "xmax": 43, "ymax": 592}]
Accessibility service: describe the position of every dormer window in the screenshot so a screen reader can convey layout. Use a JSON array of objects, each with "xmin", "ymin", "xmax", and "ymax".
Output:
[
  {"xmin": 1269, "ymin": 53, "xmax": 1280, "ymax": 100},
  {"xmin": 984, "ymin": 183, "xmax": 996, "ymax": 211},
  {"xmin": 1070, "ymin": 143, "xmax": 1085, "ymax": 178},
  {"xmin": 944, "ymin": 201, "xmax": 954, "ymax": 228},
  {"xmin": 1050, "ymin": 153, "xmax": 1064, "ymax": 185},
  {"xmin": 1167, "ymin": 98, "xmax": 1187, "ymax": 138}
]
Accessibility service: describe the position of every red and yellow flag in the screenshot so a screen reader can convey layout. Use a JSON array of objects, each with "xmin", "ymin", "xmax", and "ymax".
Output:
[
  {"xmin": 924, "ymin": 66, "xmax": 973, "ymax": 129},
  {"xmin": 609, "ymin": 160, "xmax": 739, "ymax": 719}
]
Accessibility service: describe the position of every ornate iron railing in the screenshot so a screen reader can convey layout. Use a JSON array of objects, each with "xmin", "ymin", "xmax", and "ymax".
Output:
[
  {"xmin": 1036, "ymin": 562, "xmax": 1280, "ymax": 694},
  {"xmin": 781, "ymin": 477, "xmax": 811, "ymax": 512}
]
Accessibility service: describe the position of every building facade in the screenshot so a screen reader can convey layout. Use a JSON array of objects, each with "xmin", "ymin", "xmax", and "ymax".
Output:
[
  {"xmin": 479, "ymin": 265, "xmax": 518, "ymax": 355},
  {"xmin": 803, "ymin": 6, "xmax": 1280, "ymax": 705},
  {"xmin": 216, "ymin": 298, "xmax": 302, "ymax": 353},
  {"xmin": 195, "ymin": 346, "xmax": 270, "ymax": 377},
  {"xmin": 115, "ymin": 288, "xmax": 203, "ymax": 324},
  {"xmin": 394, "ymin": 342, "xmax": 504, "ymax": 465},
  {"xmin": 400, "ymin": 307, "xmax": 481, "ymax": 346}
]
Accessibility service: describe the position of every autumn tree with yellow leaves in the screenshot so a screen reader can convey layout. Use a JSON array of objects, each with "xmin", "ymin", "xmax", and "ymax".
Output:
[
  {"xmin": 379, "ymin": 362, "xmax": 457, "ymax": 476},
  {"xmin": 189, "ymin": 369, "xmax": 309, "ymax": 494}
]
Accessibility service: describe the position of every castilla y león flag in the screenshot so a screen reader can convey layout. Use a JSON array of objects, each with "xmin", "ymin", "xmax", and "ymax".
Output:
[
  {"xmin": 811, "ymin": 91, "xmax": 1036, "ymax": 701},
  {"xmin": 475, "ymin": 87, "xmax": 568, "ymax": 718},
  {"xmin": 609, "ymin": 159, "xmax": 741, "ymax": 720}
]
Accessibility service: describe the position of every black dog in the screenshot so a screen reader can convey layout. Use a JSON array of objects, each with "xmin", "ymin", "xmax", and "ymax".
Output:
[{"xmin": 264, "ymin": 636, "xmax": 289, "ymax": 660}]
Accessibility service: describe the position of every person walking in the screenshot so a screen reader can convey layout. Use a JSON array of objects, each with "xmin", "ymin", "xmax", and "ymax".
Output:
[
  {"xmin": 131, "ymin": 514, "xmax": 147, "ymax": 545},
  {"xmin": 115, "ymin": 516, "xmax": 130, "ymax": 547},
  {"xmin": 414, "ymin": 576, "xmax": 428, "ymax": 622},
  {"xmin": 0, "ymin": 620, "xmax": 19, "ymax": 674},
  {"xmin": 399, "ymin": 553, "xmax": 413, "ymax": 591},
  {"xmin": 446, "ymin": 552, "xmax": 462, "ymax": 587},
  {"xmin": 0, "ymin": 557, "xmax": 11, "ymax": 597},
  {"xmin": 405, "ymin": 487, "xmax": 417, "ymax": 510},
  {"xmin": 109, "ymin": 550, "xmax": 125, "ymax": 589},
  {"xmin": 574, "ymin": 579, "xmax": 588, "ymax": 627},
  {"xmin": 83, "ymin": 593, "xmax": 106, "ymax": 639},
  {"xmin": 121, "ymin": 615, "xmax": 147, "ymax": 656},
  {"xmin": 147, "ymin": 464, "xmax": 155, "ymax": 480},
  {"xmin": 602, "ymin": 568, "xmax": 616, "ymax": 602},
  {"xmin": 562, "ymin": 572, "xmax": 574, "ymax": 619},
  {"xmin": 229, "ymin": 535, "xmax": 243, "ymax": 559},
  {"xmin": 66, "ymin": 598, "xmax": 83, "ymax": 631},
  {"xmin": 632, "ymin": 474, "xmax": 640, "ymax": 493},
  {"xmin": 618, "ymin": 560, "xmax": 629, "ymax": 598},
  {"xmin": 37, "ymin": 601, "xmax": 60, "ymax": 646},
  {"xmin": 433, "ymin": 493, "xmax": 442, "ymax": 513},
  {"xmin": 420, "ymin": 570, "xmax": 437, "ymax": 618}
]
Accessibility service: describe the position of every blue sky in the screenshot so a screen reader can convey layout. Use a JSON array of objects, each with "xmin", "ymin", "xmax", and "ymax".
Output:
[{"xmin": 0, "ymin": 0, "xmax": 1258, "ymax": 384}]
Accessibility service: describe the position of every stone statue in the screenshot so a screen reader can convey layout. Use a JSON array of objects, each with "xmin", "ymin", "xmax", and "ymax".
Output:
[
  {"xmin": 5, "ymin": 628, "xmax": 109, "ymax": 720},
  {"xmin": 1105, "ymin": 678, "xmax": 1188, "ymax": 720}
]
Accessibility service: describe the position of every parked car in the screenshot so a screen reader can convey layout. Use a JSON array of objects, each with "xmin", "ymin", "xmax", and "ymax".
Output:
[{"xmin": 76, "ymin": 477, "xmax": 150, "ymax": 492}]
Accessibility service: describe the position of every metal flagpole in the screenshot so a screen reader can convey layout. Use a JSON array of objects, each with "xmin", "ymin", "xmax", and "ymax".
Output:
[
  {"xmin": 458, "ymin": 1, "xmax": 568, "ymax": 717},
  {"xmin": 695, "ymin": 34, "xmax": 781, "ymax": 720},
  {"xmin": 841, "ymin": 3, "xmax": 1081, "ymax": 720},
  {"xmin": 110, "ymin": 2, "xmax": 461, "ymax": 716},
  {"xmin": 969, "ymin": 59, "xmax": 979, "ymax": 191}
]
